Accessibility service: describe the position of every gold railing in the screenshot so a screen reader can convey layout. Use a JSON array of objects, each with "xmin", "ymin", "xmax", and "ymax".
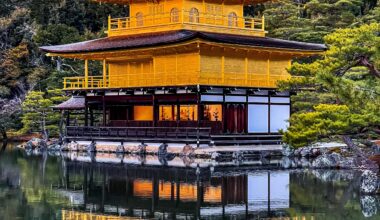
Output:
[
  {"xmin": 63, "ymin": 76, "xmax": 106, "ymax": 89},
  {"xmin": 63, "ymin": 72, "xmax": 290, "ymax": 90},
  {"xmin": 107, "ymin": 10, "xmax": 265, "ymax": 37}
]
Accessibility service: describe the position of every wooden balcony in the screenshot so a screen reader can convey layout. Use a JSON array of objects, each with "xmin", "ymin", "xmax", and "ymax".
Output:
[
  {"xmin": 63, "ymin": 72, "xmax": 291, "ymax": 90},
  {"xmin": 107, "ymin": 10, "xmax": 265, "ymax": 37}
]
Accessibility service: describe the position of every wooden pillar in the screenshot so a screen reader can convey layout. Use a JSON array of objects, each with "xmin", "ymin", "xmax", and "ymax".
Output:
[
  {"xmin": 66, "ymin": 110, "xmax": 70, "ymax": 127},
  {"xmin": 176, "ymin": 102, "xmax": 180, "ymax": 126},
  {"xmin": 268, "ymin": 94, "xmax": 271, "ymax": 134},
  {"xmin": 108, "ymin": 15, "xmax": 111, "ymax": 34},
  {"xmin": 90, "ymin": 107, "xmax": 94, "ymax": 126},
  {"xmin": 85, "ymin": 99, "xmax": 88, "ymax": 127},
  {"xmin": 197, "ymin": 89, "xmax": 201, "ymax": 128},
  {"xmin": 267, "ymin": 54, "xmax": 271, "ymax": 87},
  {"xmin": 84, "ymin": 59, "xmax": 89, "ymax": 89},
  {"xmin": 103, "ymin": 59, "xmax": 107, "ymax": 88},
  {"xmin": 262, "ymin": 15, "xmax": 265, "ymax": 31},
  {"xmin": 221, "ymin": 55, "xmax": 225, "ymax": 85},
  {"xmin": 102, "ymin": 95, "xmax": 106, "ymax": 126},
  {"xmin": 153, "ymin": 94, "xmax": 157, "ymax": 127},
  {"xmin": 244, "ymin": 56, "xmax": 248, "ymax": 86}
]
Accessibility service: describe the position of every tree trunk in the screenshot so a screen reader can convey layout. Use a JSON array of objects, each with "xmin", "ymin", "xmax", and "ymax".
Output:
[
  {"xmin": 359, "ymin": 56, "xmax": 380, "ymax": 78},
  {"xmin": 0, "ymin": 139, "xmax": 7, "ymax": 152},
  {"xmin": 341, "ymin": 135, "xmax": 366, "ymax": 158},
  {"xmin": 1, "ymin": 129, "xmax": 7, "ymax": 141},
  {"xmin": 41, "ymin": 111, "xmax": 49, "ymax": 141}
]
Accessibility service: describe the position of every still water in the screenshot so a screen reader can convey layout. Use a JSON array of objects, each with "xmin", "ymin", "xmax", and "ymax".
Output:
[{"xmin": 0, "ymin": 143, "xmax": 379, "ymax": 220}]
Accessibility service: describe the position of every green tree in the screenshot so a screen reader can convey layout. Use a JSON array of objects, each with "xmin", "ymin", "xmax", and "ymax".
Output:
[
  {"xmin": 262, "ymin": 0, "xmax": 379, "ymax": 42},
  {"xmin": 21, "ymin": 90, "xmax": 68, "ymax": 139},
  {"xmin": 281, "ymin": 23, "xmax": 380, "ymax": 148}
]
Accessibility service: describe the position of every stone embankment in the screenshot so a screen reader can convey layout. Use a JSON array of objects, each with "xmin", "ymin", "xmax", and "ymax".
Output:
[{"xmin": 19, "ymin": 138, "xmax": 380, "ymax": 194}]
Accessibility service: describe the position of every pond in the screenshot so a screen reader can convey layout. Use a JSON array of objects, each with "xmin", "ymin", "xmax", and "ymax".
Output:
[{"xmin": 0, "ymin": 142, "xmax": 379, "ymax": 220}]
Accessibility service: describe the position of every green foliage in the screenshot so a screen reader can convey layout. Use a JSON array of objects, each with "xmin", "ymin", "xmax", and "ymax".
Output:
[
  {"xmin": 282, "ymin": 23, "xmax": 380, "ymax": 148},
  {"xmin": 283, "ymin": 104, "xmax": 369, "ymax": 148},
  {"xmin": 262, "ymin": 0, "xmax": 379, "ymax": 42},
  {"xmin": 34, "ymin": 24, "xmax": 83, "ymax": 46},
  {"xmin": 21, "ymin": 89, "xmax": 68, "ymax": 138}
]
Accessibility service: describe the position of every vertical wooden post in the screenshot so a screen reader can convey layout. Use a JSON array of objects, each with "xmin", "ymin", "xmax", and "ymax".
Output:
[
  {"xmin": 85, "ymin": 99, "xmax": 88, "ymax": 127},
  {"xmin": 90, "ymin": 107, "xmax": 94, "ymax": 126},
  {"xmin": 153, "ymin": 94, "xmax": 157, "ymax": 127},
  {"xmin": 267, "ymin": 56, "xmax": 270, "ymax": 87},
  {"xmin": 108, "ymin": 63, "xmax": 112, "ymax": 88},
  {"xmin": 108, "ymin": 15, "xmax": 111, "ymax": 35},
  {"xmin": 84, "ymin": 59, "xmax": 89, "ymax": 89},
  {"xmin": 66, "ymin": 110, "xmax": 70, "ymax": 126},
  {"xmin": 221, "ymin": 55, "xmax": 225, "ymax": 85},
  {"xmin": 102, "ymin": 95, "xmax": 106, "ymax": 126},
  {"xmin": 103, "ymin": 59, "xmax": 107, "ymax": 88},
  {"xmin": 262, "ymin": 15, "xmax": 265, "ymax": 31},
  {"xmin": 244, "ymin": 56, "xmax": 248, "ymax": 86}
]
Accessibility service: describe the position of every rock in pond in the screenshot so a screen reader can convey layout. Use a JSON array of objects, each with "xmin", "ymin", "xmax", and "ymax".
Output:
[
  {"xmin": 360, "ymin": 170, "xmax": 378, "ymax": 194},
  {"xmin": 311, "ymin": 153, "xmax": 343, "ymax": 168},
  {"xmin": 25, "ymin": 138, "xmax": 47, "ymax": 150},
  {"xmin": 182, "ymin": 144, "xmax": 195, "ymax": 157},
  {"xmin": 360, "ymin": 195, "xmax": 378, "ymax": 217},
  {"xmin": 282, "ymin": 145, "xmax": 294, "ymax": 157},
  {"xmin": 86, "ymin": 141, "xmax": 96, "ymax": 152},
  {"xmin": 67, "ymin": 141, "xmax": 79, "ymax": 151}
]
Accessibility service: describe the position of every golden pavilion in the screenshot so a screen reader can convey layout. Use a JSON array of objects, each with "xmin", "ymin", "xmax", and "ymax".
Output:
[{"xmin": 41, "ymin": 0, "xmax": 326, "ymax": 146}]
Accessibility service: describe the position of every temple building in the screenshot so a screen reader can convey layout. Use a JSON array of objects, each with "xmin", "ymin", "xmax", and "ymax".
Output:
[{"xmin": 41, "ymin": 0, "xmax": 326, "ymax": 146}]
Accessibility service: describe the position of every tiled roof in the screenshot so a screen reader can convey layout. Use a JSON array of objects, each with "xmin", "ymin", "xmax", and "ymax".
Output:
[
  {"xmin": 52, "ymin": 96, "xmax": 85, "ymax": 110},
  {"xmin": 40, "ymin": 30, "xmax": 327, "ymax": 54}
]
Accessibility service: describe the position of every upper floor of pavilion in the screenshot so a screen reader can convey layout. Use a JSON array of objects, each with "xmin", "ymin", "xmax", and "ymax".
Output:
[{"xmin": 94, "ymin": 0, "xmax": 271, "ymax": 37}]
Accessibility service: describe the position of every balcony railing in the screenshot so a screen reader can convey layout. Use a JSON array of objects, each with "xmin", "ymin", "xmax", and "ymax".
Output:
[
  {"xmin": 62, "ymin": 72, "xmax": 290, "ymax": 90},
  {"xmin": 107, "ymin": 10, "xmax": 265, "ymax": 37},
  {"xmin": 66, "ymin": 126, "xmax": 212, "ymax": 143},
  {"xmin": 64, "ymin": 76, "xmax": 107, "ymax": 90}
]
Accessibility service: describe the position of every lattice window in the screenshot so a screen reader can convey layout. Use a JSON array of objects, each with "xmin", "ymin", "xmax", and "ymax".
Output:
[
  {"xmin": 189, "ymin": 8, "xmax": 200, "ymax": 23},
  {"xmin": 170, "ymin": 8, "xmax": 179, "ymax": 22},
  {"xmin": 228, "ymin": 12, "xmax": 238, "ymax": 27}
]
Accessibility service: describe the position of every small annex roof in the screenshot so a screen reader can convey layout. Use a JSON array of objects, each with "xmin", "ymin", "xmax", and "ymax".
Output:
[
  {"xmin": 52, "ymin": 96, "xmax": 85, "ymax": 110},
  {"xmin": 40, "ymin": 30, "xmax": 327, "ymax": 55}
]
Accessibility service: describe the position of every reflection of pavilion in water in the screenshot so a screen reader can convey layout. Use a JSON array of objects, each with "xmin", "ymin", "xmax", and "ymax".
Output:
[{"xmin": 60, "ymin": 161, "xmax": 290, "ymax": 219}]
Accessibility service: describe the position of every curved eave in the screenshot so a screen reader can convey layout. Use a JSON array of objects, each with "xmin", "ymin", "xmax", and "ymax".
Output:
[{"xmin": 44, "ymin": 40, "xmax": 325, "ymax": 60}]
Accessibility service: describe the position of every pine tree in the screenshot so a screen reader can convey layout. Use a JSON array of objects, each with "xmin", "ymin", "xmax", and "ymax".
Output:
[{"xmin": 21, "ymin": 89, "xmax": 68, "ymax": 139}]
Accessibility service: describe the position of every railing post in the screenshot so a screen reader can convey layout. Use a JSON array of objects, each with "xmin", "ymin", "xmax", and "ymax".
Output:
[
  {"xmin": 103, "ymin": 59, "xmax": 107, "ymax": 88},
  {"xmin": 108, "ymin": 15, "xmax": 111, "ymax": 36},
  {"xmin": 84, "ymin": 59, "xmax": 89, "ymax": 89}
]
